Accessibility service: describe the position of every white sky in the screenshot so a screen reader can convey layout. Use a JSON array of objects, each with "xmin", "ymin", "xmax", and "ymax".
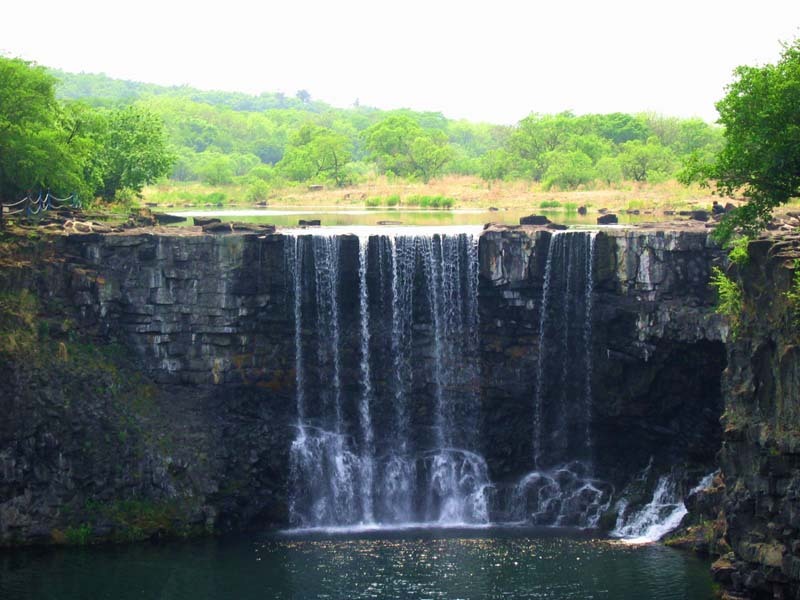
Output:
[{"xmin": 2, "ymin": 0, "xmax": 799, "ymax": 124}]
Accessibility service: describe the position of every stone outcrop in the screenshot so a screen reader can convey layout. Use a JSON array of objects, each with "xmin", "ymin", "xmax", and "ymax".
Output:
[{"xmin": 713, "ymin": 236, "xmax": 800, "ymax": 599}]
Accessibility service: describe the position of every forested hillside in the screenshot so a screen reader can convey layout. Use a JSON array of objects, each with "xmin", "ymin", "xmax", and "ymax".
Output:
[{"xmin": 52, "ymin": 69, "xmax": 723, "ymax": 197}]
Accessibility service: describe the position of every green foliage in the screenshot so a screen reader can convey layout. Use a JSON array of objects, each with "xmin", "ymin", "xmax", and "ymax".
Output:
[
  {"xmin": 539, "ymin": 200, "xmax": 561, "ymax": 208},
  {"xmin": 618, "ymin": 138, "xmax": 675, "ymax": 182},
  {"xmin": 364, "ymin": 116, "xmax": 453, "ymax": 182},
  {"xmin": 710, "ymin": 266, "xmax": 743, "ymax": 336},
  {"xmin": 64, "ymin": 524, "xmax": 92, "ymax": 545},
  {"xmin": 726, "ymin": 236, "xmax": 750, "ymax": 266},
  {"xmin": 705, "ymin": 39, "xmax": 800, "ymax": 242},
  {"xmin": 244, "ymin": 179, "xmax": 270, "ymax": 202},
  {"xmin": 39, "ymin": 68, "xmax": 724, "ymax": 193},
  {"xmin": 198, "ymin": 152, "xmax": 235, "ymax": 185},
  {"xmin": 405, "ymin": 194, "xmax": 455, "ymax": 208},
  {"xmin": 541, "ymin": 150, "xmax": 595, "ymax": 190},
  {"xmin": 278, "ymin": 124, "xmax": 352, "ymax": 186},
  {"xmin": 0, "ymin": 58, "xmax": 95, "ymax": 202},
  {"xmin": 595, "ymin": 156, "xmax": 623, "ymax": 185},
  {"xmin": 0, "ymin": 58, "xmax": 174, "ymax": 205},
  {"xmin": 91, "ymin": 106, "xmax": 174, "ymax": 200}
]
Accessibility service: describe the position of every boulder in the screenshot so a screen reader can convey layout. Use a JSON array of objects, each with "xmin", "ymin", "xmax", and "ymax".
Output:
[
  {"xmin": 193, "ymin": 217, "xmax": 221, "ymax": 227},
  {"xmin": 597, "ymin": 214, "xmax": 618, "ymax": 225},
  {"xmin": 202, "ymin": 222, "xmax": 275, "ymax": 233},
  {"xmin": 519, "ymin": 214, "xmax": 551, "ymax": 226},
  {"xmin": 154, "ymin": 213, "xmax": 187, "ymax": 225}
]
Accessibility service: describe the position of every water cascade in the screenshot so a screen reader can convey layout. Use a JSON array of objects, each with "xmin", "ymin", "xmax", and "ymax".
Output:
[
  {"xmin": 286, "ymin": 228, "xmax": 697, "ymax": 537},
  {"xmin": 514, "ymin": 231, "xmax": 612, "ymax": 527},
  {"xmin": 611, "ymin": 475, "xmax": 688, "ymax": 543},
  {"xmin": 287, "ymin": 230, "xmax": 489, "ymax": 528},
  {"xmin": 612, "ymin": 470, "xmax": 717, "ymax": 543}
]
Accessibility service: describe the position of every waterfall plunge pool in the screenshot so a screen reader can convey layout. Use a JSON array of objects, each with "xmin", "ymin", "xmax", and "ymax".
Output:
[{"xmin": 0, "ymin": 528, "xmax": 713, "ymax": 599}]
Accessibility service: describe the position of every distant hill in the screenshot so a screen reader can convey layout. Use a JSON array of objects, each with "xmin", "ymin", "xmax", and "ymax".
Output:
[{"xmin": 51, "ymin": 68, "xmax": 333, "ymax": 113}]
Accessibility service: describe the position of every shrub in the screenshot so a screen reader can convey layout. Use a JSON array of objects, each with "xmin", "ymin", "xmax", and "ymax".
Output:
[
  {"xmin": 726, "ymin": 236, "xmax": 750, "ymax": 266},
  {"xmin": 710, "ymin": 266, "xmax": 743, "ymax": 337}
]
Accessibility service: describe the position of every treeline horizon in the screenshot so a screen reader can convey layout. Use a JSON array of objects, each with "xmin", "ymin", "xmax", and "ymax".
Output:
[{"xmin": 54, "ymin": 68, "xmax": 723, "ymax": 200}]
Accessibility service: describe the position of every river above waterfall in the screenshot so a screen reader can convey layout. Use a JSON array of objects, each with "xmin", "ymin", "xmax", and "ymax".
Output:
[
  {"xmin": 167, "ymin": 207, "xmax": 674, "ymax": 227},
  {"xmin": 0, "ymin": 528, "xmax": 713, "ymax": 600}
]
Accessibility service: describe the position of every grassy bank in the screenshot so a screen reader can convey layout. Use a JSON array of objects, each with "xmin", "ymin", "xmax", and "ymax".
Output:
[{"xmin": 140, "ymin": 176, "xmax": 724, "ymax": 215}]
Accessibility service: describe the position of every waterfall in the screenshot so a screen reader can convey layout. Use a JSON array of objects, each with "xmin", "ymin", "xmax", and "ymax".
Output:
[
  {"xmin": 357, "ymin": 236, "xmax": 375, "ymax": 524},
  {"xmin": 611, "ymin": 475, "xmax": 688, "ymax": 543},
  {"xmin": 516, "ymin": 231, "xmax": 607, "ymax": 527},
  {"xmin": 287, "ymin": 230, "xmax": 489, "ymax": 528},
  {"xmin": 611, "ymin": 470, "xmax": 718, "ymax": 543}
]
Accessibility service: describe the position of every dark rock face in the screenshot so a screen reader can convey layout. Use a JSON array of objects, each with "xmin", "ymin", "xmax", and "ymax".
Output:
[
  {"xmin": 714, "ymin": 237, "xmax": 800, "ymax": 599},
  {"xmin": 0, "ymin": 233, "xmax": 296, "ymax": 545}
]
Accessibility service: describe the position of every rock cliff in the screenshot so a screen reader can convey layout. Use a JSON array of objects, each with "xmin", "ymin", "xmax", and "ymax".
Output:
[
  {"xmin": 0, "ymin": 224, "xmax": 749, "ymax": 557},
  {"xmin": 712, "ymin": 235, "xmax": 800, "ymax": 599}
]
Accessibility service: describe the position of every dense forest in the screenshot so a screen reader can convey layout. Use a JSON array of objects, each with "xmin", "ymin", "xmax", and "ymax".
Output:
[
  {"xmin": 0, "ymin": 59, "xmax": 726, "ymax": 208},
  {"xmin": 51, "ymin": 69, "xmax": 723, "ymax": 199}
]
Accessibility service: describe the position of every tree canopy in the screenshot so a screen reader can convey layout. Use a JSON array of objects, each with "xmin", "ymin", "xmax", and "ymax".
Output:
[
  {"xmin": 0, "ymin": 58, "xmax": 90, "ymax": 201},
  {"xmin": 0, "ymin": 57, "xmax": 174, "ymax": 205},
  {"xmin": 1, "ymin": 62, "xmax": 731, "ymax": 206},
  {"xmin": 692, "ymin": 39, "xmax": 800, "ymax": 241}
]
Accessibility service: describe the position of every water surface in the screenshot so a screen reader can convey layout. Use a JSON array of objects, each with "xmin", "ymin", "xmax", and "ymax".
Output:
[
  {"xmin": 168, "ymin": 207, "xmax": 673, "ymax": 228},
  {"xmin": 0, "ymin": 528, "xmax": 712, "ymax": 599}
]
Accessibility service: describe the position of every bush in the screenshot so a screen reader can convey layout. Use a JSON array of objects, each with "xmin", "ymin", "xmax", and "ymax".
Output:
[
  {"xmin": 405, "ymin": 195, "xmax": 455, "ymax": 209},
  {"xmin": 710, "ymin": 266, "xmax": 743, "ymax": 337},
  {"xmin": 726, "ymin": 237, "xmax": 750, "ymax": 266},
  {"xmin": 244, "ymin": 179, "xmax": 270, "ymax": 203}
]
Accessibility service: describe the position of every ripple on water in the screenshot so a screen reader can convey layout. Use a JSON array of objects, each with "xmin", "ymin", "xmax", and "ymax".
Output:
[{"xmin": 0, "ymin": 530, "xmax": 712, "ymax": 599}]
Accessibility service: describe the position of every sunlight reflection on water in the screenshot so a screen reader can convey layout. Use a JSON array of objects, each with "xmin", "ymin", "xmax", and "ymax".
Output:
[{"xmin": 0, "ymin": 528, "xmax": 711, "ymax": 599}]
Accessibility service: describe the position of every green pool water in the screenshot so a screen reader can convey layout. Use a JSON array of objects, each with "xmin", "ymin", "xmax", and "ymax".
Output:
[{"xmin": 0, "ymin": 528, "xmax": 713, "ymax": 599}]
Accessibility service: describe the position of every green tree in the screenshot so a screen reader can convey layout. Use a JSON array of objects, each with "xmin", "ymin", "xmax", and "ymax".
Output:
[
  {"xmin": 278, "ymin": 124, "xmax": 353, "ymax": 186},
  {"xmin": 198, "ymin": 152, "xmax": 235, "ymax": 185},
  {"xmin": 364, "ymin": 115, "xmax": 453, "ymax": 182},
  {"xmin": 595, "ymin": 156, "xmax": 623, "ymax": 185},
  {"xmin": 541, "ymin": 150, "xmax": 595, "ymax": 190},
  {"xmin": 0, "ymin": 58, "xmax": 94, "ymax": 208},
  {"xmin": 618, "ymin": 138, "xmax": 675, "ymax": 182},
  {"xmin": 703, "ymin": 39, "xmax": 800, "ymax": 240},
  {"xmin": 506, "ymin": 112, "xmax": 580, "ymax": 179},
  {"xmin": 91, "ymin": 106, "xmax": 174, "ymax": 200}
]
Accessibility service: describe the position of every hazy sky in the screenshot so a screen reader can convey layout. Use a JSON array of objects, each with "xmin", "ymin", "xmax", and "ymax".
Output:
[{"xmin": 2, "ymin": 1, "xmax": 799, "ymax": 124}]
